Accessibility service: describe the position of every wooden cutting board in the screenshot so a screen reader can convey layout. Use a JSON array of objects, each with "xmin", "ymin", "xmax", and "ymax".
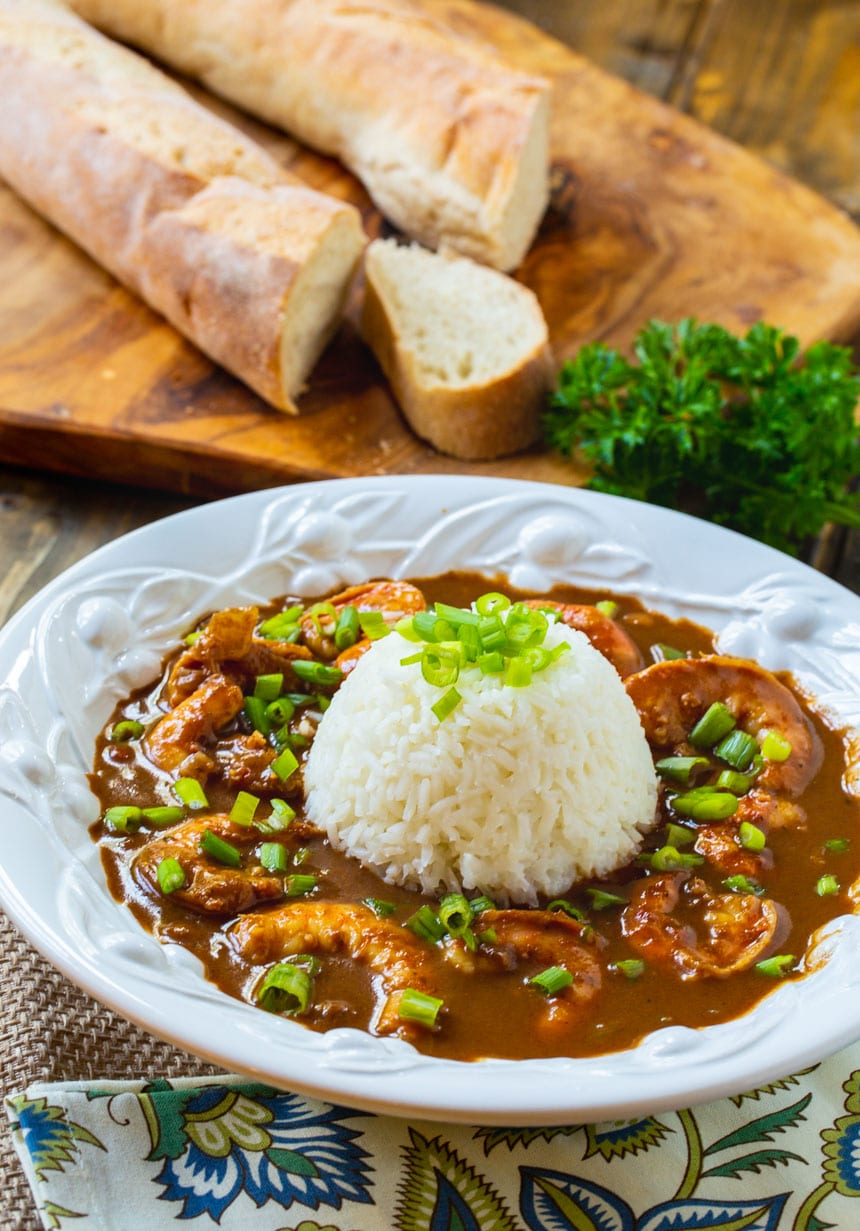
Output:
[{"xmin": 2, "ymin": 0, "xmax": 860, "ymax": 499}]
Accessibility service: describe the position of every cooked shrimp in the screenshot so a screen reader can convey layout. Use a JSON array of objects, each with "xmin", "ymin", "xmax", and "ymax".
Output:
[
  {"xmin": 526, "ymin": 600, "xmax": 643, "ymax": 677},
  {"xmin": 626, "ymin": 655, "xmax": 823, "ymax": 795},
  {"xmin": 693, "ymin": 822, "xmax": 772, "ymax": 880},
  {"xmin": 231, "ymin": 901, "xmax": 436, "ymax": 1038},
  {"xmin": 146, "ymin": 673, "xmax": 244, "ymax": 774},
  {"xmin": 300, "ymin": 581, "xmax": 427, "ymax": 661},
  {"xmin": 454, "ymin": 909, "xmax": 603, "ymax": 1035},
  {"xmin": 165, "ymin": 608, "xmax": 258, "ymax": 706},
  {"xmin": 621, "ymin": 872, "xmax": 787, "ymax": 979},
  {"xmin": 135, "ymin": 815, "xmax": 285, "ymax": 915},
  {"xmin": 213, "ymin": 731, "xmax": 278, "ymax": 794}
]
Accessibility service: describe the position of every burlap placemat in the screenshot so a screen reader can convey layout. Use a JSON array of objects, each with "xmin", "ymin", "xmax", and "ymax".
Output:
[{"xmin": 0, "ymin": 910, "xmax": 223, "ymax": 1231}]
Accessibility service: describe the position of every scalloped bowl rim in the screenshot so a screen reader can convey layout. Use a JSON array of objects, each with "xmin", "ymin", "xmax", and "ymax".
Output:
[{"xmin": 0, "ymin": 475, "xmax": 858, "ymax": 1125}]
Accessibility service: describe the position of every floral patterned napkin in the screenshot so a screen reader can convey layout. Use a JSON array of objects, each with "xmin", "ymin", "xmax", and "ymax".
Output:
[{"xmin": 7, "ymin": 1043, "xmax": 860, "ymax": 1231}]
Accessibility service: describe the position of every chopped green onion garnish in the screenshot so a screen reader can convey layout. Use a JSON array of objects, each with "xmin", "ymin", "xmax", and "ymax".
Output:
[
  {"xmin": 292, "ymin": 846, "xmax": 310, "ymax": 866},
  {"xmin": 477, "ymin": 615, "xmax": 506, "ymax": 651},
  {"xmin": 475, "ymin": 593, "xmax": 510, "ymax": 616},
  {"xmin": 715, "ymin": 769, "xmax": 754, "ymax": 795},
  {"xmin": 362, "ymin": 898, "xmax": 397, "ymax": 918},
  {"xmin": 761, "ymin": 729, "xmax": 792, "ymax": 762},
  {"xmin": 738, "ymin": 821, "xmax": 766, "ymax": 851},
  {"xmin": 671, "ymin": 788, "xmax": 738, "ymax": 821},
  {"xmin": 265, "ymin": 698, "xmax": 296, "ymax": 729},
  {"xmin": 438, "ymin": 893, "xmax": 473, "ymax": 935},
  {"xmin": 824, "ymin": 838, "xmax": 851, "ymax": 854},
  {"xmin": 173, "ymin": 778, "xmax": 209, "ymax": 810},
  {"xmin": 723, "ymin": 874, "xmax": 765, "ymax": 896},
  {"xmin": 285, "ymin": 873, "xmax": 317, "ymax": 897},
  {"xmin": 585, "ymin": 888, "xmax": 627, "ymax": 910},
  {"xmin": 404, "ymin": 905, "xmax": 446, "ymax": 943},
  {"xmin": 432, "ymin": 687, "xmax": 462, "ymax": 722},
  {"xmin": 477, "ymin": 651, "xmax": 505, "ymax": 674},
  {"xmin": 816, "ymin": 874, "xmax": 840, "ymax": 896},
  {"xmin": 185, "ymin": 630, "xmax": 201, "ymax": 646},
  {"xmin": 108, "ymin": 720, "xmax": 144, "ymax": 743},
  {"xmin": 271, "ymin": 747, "xmax": 299, "ymax": 781},
  {"xmin": 469, "ymin": 895, "xmax": 496, "ymax": 915},
  {"xmin": 421, "ymin": 646, "xmax": 461, "ymax": 688},
  {"xmin": 476, "ymin": 928, "xmax": 498, "ymax": 945},
  {"xmin": 334, "ymin": 605, "xmax": 360, "ymax": 650},
  {"xmin": 595, "ymin": 600, "xmax": 619, "ymax": 618},
  {"xmin": 689, "ymin": 701, "xmax": 736, "ymax": 749},
  {"xmin": 664, "ymin": 822, "xmax": 695, "ymax": 848},
  {"xmin": 434, "ymin": 601, "xmax": 480, "ymax": 627},
  {"xmin": 229, "ymin": 791, "xmax": 260, "ymax": 827},
  {"xmin": 258, "ymin": 608, "xmax": 303, "ymax": 641},
  {"xmin": 504, "ymin": 656, "xmax": 532, "ymax": 688},
  {"xmin": 243, "ymin": 695, "xmax": 271, "ymax": 735},
  {"xmin": 644, "ymin": 845, "xmax": 704, "ymax": 871},
  {"xmin": 358, "ymin": 610, "xmax": 390, "ymax": 640},
  {"xmin": 530, "ymin": 966, "xmax": 573, "ymax": 995},
  {"xmin": 755, "ymin": 954, "xmax": 795, "ymax": 978},
  {"xmin": 200, "ymin": 829, "xmax": 241, "ymax": 867},
  {"xmin": 254, "ymin": 673, "xmax": 284, "ymax": 701},
  {"xmin": 394, "ymin": 615, "xmax": 422, "ymax": 642},
  {"xmin": 547, "ymin": 898, "xmax": 586, "ymax": 921},
  {"xmin": 411, "ymin": 610, "xmax": 440, "ymax": 640},
  {"xmin": 397, "ymin": 988, "xmax": 443, "ymax": 1028},
  {"xmin": 257, "ymin": 962, "xmax": 313, "ymax": 1014},
  {"xmin": 253, "ymin": 799, "xmax": 295, "ymax": 834},
  {"xmin": 141, "ymin": 806, "xmax": 185, "ymax": 828},
  {"xmin": 653, "ymin": 643, "xmax": 686, "ymax": 662},
  {"xmin": 612, "ymin": 959, "xmax": 645, "ymax": 980},
  {"xmin": 259, "ymin": 842, "xmax": 288, "ymax": 872},
  {"xmin": 714, "ymin": 729, "xmax": 759, "ymax": 771},
  {"xmin": 655, "ymin": 756, "xmax": 709, "ymax": 784},
  {"xmin": 156, "ymin": 857, "xmax": 186, "ymax": 894},
  {"xmin": 292, "ymin": 661, "xmax": 343, "ymax": 686},
  {"xmin": 104, "ymin": 806, "xmax": 142, "ymax": 833}
]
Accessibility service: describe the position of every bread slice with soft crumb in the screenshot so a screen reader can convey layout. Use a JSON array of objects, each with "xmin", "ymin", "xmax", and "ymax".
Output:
[{"xmin": 361, "ymin": 239, "xmax": 553, "ymax": 459}]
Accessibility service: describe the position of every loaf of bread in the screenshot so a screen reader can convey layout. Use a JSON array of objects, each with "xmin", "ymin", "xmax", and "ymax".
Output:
[
  {"xmin": 68, "ymin": 0, "xmax": 551, "ymax": 273},
  {"xmin": 0, "ymin": 0, "xmax": 366, "ymax": 412},
  {"xmin": 361, "ymin": 239, "xmax": 553, "ymax": 459}
]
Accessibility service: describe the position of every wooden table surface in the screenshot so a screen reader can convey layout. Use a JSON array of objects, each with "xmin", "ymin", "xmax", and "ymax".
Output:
[{"xmin": 2, "ymin": 0, "xmax": 859, "ymax": 610}]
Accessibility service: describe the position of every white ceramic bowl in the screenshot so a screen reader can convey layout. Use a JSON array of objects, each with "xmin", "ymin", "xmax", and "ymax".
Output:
[{"xmin": 1, "ymin": 475, "xmax": 859, "ymax": 1124}]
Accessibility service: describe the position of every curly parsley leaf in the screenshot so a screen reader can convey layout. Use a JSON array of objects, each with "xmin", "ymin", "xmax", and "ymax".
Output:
[{"xmin": 543, "ymin": 319, "xmax": 860, "ymax": 555}]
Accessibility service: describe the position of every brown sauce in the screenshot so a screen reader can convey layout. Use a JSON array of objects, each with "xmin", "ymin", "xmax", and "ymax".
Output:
[{"xmin": 89, "ymin": 572, "xmax": 860, "ymax": 1061}]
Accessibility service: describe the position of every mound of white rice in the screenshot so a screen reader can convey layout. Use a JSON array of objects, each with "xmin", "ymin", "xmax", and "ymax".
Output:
[{"xmin": 304, "ymin": 620, "xmax": 658, "ymax": 905}]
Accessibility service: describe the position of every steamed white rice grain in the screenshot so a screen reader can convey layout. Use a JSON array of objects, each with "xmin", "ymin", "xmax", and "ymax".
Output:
[{"xmin": 304, "ymin": 620, "xmax": 658, "ymax": 904}]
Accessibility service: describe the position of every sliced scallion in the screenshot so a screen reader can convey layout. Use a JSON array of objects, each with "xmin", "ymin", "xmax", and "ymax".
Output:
[
  {"xmin": 292, "ymin": 661, "xmax": 343, "ymax": 686},
  {"xmin": 404, "ymin": 905, "xmax": 446, "ymax": 944},
  {"xmin": 229, "ymin": 791, "xmax": 260, "ymax": 827},
  {"xmin": 477, "ymin": 651, "xmax": 504, "ymax": 674},
  {"xmin": 431, "ymin": 687, "xmax": 461, "ymax": 722},
  {"xmin": 595, "ymin": 600, "xmax": 619, "ymax": 618},
  {"xmin": 141, "ymin": 806, "xmax": 185, "ymax": 828},
  {"xmin": 612, "ymin": 959, "xmax": 645, "ymax": 980},
  {"xmin": 761, "ymin": 729, "xmax": 792, "ymax": 762},
  {"xmin": 259, "ymin": 842, "xmax": 288, "ymax": 873},
  {"xmin": 254, "ymin": 673, "xmax": 284, "ymax": 701},
  {"xmin": 265, "ymin": 697, "xmax": 295, "ymax": 728},
  {"xmin": 738, "ymin": 821, "xmax": 766, "ymax": 852},
  {"xmin": 714, "ymin": 729, "xmax": 759, "ymax": 771},
  {"xmin": 652, "ymin": 643, "xmax": 686, "ymax": 662},
  {"xmin": 644, "ymin": 845, "xmax": 704, "ymax": 871},
  {"xmin": 755, "ymin": 954, "xmax": 795, "ymax": 978},
  {"xmin": 530, "ymin": 966, "xmax": 573, "ymax": 995},
  {"xmin": 468, "ymin": 895, "xmax": 496, "ymax": 915},
  {"xmin": 173, "ymin": 778, "xmax": 209, "ymax": 811},
  {"xmin": 715, "ymin": 769, "xmax": 754, "ymax": 795},
  {"xmin": 723, "ymin": 874, "xmax": 765, "ymax": 896},
  {"xmin": 438, "ymin": 893, "xmax": 473, "ymax": 935},
  {"xmin": 243, "ymin": 695, "xmax": 271, "ymax": 736},
  {"xmin": 689, "ymin": 701, "xmax": 736, "ymax": 749},
  {"xmin": 397, "ymin": 988, "xmax": 443, "ymax": 1028},
  {"xmin": 585, "ymin": 888, "xmax": 627, "ymax": 910},
  {"xmin": 815, "ymin": 874, "xmax": 840, "ymax": 896},
  {"xmin": 258, "ymin": 607, "xmax": 303, "ymax": 641},
  {"xmin": 108, "ymin": 719, "xmax": 144, "ymax": 743},
  {"xmin": 664, "ymin": 822, "xmax": 695, "ymax": 849},
  {"xmin": 362, "ymin": 898, "xmax": 397, "ymax": 918},
  {"xmin": 358, "ymin": 610, "xmax": 390, "ymax": 641},
  {"xmin": 200, "ymin": 829, "xmax": 241, "ymax": 867},
  {"xmin": 254, "ymin": 798, "xmax": 295, "ymax": 834},
  {"xmin": 334, "ymin": 605, "xmax": 360, "ymax": 650},
  {"xmin": 475, "ymin": 593, "xmax": 510, "ymax": 616},
  {"xmin": 824, "ymin": 838, "xmax": 851, "ymax": 854},
  {"xmin": 257, "ymin": 962, "xmax": 313, "ymax": 1014},
  {"xmin": 156, "ymin": 857, "xmax": 186, "ymax": 894},
  {"xmin": 104, "ymin": 806, "xmax": 142, "ymax": 833},
  {"xmin": 271, "ymin": 747, "xmax": 299, "ymax": 782},
  {"xmin": 285, "ymin": 874, "xmax": 317, "ymax": 897},
  {"xmin": 671, "ymin": 788, "xmax": 738, "ymax": 822},
  {"xmin": 546, "ymin": 898, "xmax": 586, "ymax": 921},
  {"xmin": 655, "ymin": 756, "xmax": 709, "ymax": 784}
]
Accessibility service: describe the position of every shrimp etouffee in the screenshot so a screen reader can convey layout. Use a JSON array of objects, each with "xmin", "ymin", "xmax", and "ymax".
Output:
[{"xmin": 89, "ymin": 573, "xmax": 860, "ymax": 1061}]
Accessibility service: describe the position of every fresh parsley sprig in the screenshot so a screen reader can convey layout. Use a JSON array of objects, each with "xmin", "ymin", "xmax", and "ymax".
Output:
[{"xmin": 543, "ymin": 319, "xmax": 860, "ymax": 555}]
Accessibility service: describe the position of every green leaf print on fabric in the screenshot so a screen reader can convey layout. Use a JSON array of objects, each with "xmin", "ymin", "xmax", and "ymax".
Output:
[
  {"xmin": 730, "ymin": 1070, "xmax": 818, "ymax": 1106},
  {"xmin": 584, "ymin": 1118, "xmax": 672, "ymax": 1162},
  {"xmin": 473, "ymin": 1126, "xmax": 579, "ymax": 1156},
  {"xmin": 41, "ymin": 1201, "xmax": 86, "ymax": 1229},
  {"xmin": 8, "ymin": 1094, "xmax": 105, "ymax": 1179},
  {"xmin": 396, "ymin": 1128, "xmax": 518, "ymax": 1231},
  {"xmin": 700, "ymin": 1095, "xmax": 810, "ymax": 1179}
]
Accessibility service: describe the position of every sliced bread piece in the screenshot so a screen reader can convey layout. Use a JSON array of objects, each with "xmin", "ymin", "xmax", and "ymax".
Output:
[{"xmin": 361, "ymin": 239, "xmax": 553, "ymax": 459}]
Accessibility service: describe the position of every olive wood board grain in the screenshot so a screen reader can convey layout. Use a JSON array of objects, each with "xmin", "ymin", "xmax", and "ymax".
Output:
[{"xmin": 2, "ymin": 0, "xmax": 860, "ymax": 499}]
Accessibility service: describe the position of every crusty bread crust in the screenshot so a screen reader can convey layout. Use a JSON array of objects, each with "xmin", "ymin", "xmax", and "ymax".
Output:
[
  {"xmin": 69, "ymin": 0, "xmax": 551, "ymax": 272},
  {"xmin": 361, "ymin": 241, "xmax": 553, "ymax": 460},
  {"xmin": 0, "ymin": 0, "xmax": 365, "ymax": 411}
]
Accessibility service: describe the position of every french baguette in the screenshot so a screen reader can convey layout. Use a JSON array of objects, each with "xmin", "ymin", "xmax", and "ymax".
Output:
[
  {"xmin": 0, "ymin": 0, "xmax": 366, "ymax": 413},
  {"xmin": 361, "ymin": 239, "xmax": 553, "ymax": 459},
  {"xmin": 68, "ymin": 0, "xmax": 551, "ymax": 273}
]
